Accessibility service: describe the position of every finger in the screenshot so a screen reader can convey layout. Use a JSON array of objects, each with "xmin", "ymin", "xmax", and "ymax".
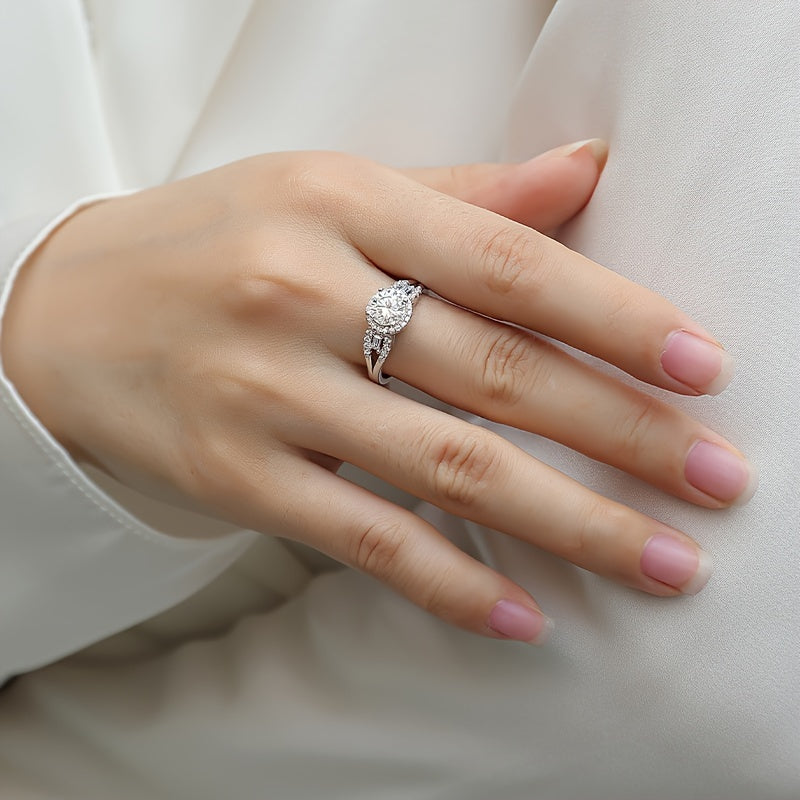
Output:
[
  {"xmin": 400, "ymin": 138, "xmax": 608, "ymax": 232},
  {"xmin": 383, "ymin": 295, "xmax": 757, "ymax": 507},
  {"xmin": 338, "ymin": 165, "xmax": 733, "ymax": 396},
  {"xmin": 290, "ymin": 374, "xmax": 714, "ymax": 598},
  {"xmin": 222, "ymin": 450, "xmax": 553, "ymax": 644}
]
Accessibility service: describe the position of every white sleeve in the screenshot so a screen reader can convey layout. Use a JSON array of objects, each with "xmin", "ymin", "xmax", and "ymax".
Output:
[{"xmin": 0, "ymin": 203, "xmax": 259, "ymax": 683}]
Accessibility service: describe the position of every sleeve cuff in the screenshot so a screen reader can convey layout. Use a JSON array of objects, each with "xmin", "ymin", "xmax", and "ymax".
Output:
[{"xmin": 0, "ymin": 199, "xmax": 259, "ymax": 681}]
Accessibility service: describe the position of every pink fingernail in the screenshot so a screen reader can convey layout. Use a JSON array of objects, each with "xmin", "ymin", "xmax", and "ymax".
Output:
[
  {"xmin": 488, "ymin": 601, "xmax": 553, "ymax": 645},
  {"xmin": 660, "ymin": 330, "xmax": 734, "ymax": 395},
  {"xmin": 685, "ymin": 440, "xmax": 758, "ymax": 504},
  {"xmin": 556, "ymin": 138, "xmax": 609, "ymax": 169},
  {"xmin": 640, "ymin": 534, "xmax": 713, "ymax": 595}
]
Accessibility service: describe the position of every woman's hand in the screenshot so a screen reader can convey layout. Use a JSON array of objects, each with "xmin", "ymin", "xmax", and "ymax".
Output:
[{"xmin": 2, "ymin": 142, "xmax": 755, "ymax": 643}]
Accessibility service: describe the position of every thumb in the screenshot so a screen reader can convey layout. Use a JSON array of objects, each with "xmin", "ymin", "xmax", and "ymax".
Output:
[{"xmin": 401, "ymin": 138, "xmax": 608, "ymax": 232}]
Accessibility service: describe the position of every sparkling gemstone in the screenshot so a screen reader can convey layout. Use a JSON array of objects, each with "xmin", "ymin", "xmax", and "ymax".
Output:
[{"xmin": 366, "ymin": 287, "xmax": 413, "ymax": 334}]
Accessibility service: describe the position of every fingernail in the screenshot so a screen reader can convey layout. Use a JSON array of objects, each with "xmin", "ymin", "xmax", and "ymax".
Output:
[
  {"xmin": 641, "ymin": 534, "xmax": 713, "ymax": 595},
  {"xmin": 488, "ymin": 600, "xmax": 553, "ymax": 644},
  {"xmin": 660, "ymin": 330, "xmax": 735, "ymax": 395},
  {"xmin": 553, "ymin": 138, "xmax": 609, "ymax": 169},
  {"xmin": 685, "ymin": 440, "xmax": 758, "ymax": 504}
]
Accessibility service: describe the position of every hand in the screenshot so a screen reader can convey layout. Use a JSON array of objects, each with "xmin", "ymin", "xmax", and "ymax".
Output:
[{"xmin": 2, "ymin": 142, "xmax": 755, "ymax": 643}]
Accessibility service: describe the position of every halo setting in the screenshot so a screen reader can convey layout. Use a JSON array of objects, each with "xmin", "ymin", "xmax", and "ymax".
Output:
[{"xmin": 363, "ymin": 280, "xmax": 423, "ymax": 384}]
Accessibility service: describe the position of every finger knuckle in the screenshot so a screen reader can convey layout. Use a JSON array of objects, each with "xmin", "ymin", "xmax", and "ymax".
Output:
[
  {"xmin": 173, "ymin": 419, "xmax": 244, "ymax": 504},
  {"xmin": 223, "ymin": 267, "xmax": 294, "ymax": 319},
  {"xmin": 281, "ymin": 151, "xmax": 368, "ymax": 219},
  {"xmin": 615, "ymin": 396, "xmax": 662, "ymax": 462},
  {"xmin": 477, "ymin": 328, "xmax": 536, "ymax": 406},
  {"xmin": 417, "ymin": 563, "xmax": 459, "ymax": 618},
  {"xmin": 565, "ymin": 495, "xmax": 607, "ymax": 563},
  {"xmin": 604, "ymin": 288, "xmax": 641, "ymax": 333},
  {"xmin": 170, "ymin": 367, "xmax": 288, "ymax": 505},
  {"xmin": 564, "ymin": 498, "xmax": 634, "ymax": 575},
  {"xmin": 470, "ymin": 224, "xmax": 538, "ymax": 296},
  {"xmin": 351, "ymin": 517, "xmax": 410, "ymax": 578},
  {"xmin": 428, "ymin": 431, "xmax": 500, "ymax": 508},
  {"xmin": 221, "ymin": 244, "xmax": 328, "ymax": 323}
]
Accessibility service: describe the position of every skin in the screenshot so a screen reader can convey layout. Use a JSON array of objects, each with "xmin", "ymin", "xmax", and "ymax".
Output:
[{"xmin": 1, "ymin": 143, "xmax": 751, "ymax": 642}]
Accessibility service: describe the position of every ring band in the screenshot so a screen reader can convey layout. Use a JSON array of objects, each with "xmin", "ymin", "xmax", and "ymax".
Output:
[{"xmin": 364, "ymin": 279, "xmax": 424, "ymax": 385}]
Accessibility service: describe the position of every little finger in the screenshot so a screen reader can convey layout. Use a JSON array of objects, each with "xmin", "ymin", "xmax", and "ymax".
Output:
[{"xmin": 236, "ymin": 453, "xmax": 554, "ymax": 644}]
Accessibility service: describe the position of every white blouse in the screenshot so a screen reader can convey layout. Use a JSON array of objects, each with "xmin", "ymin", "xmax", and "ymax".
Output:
[{"xmin": 0, "ymin": 2, "xmax": 797, "ymax": 798}]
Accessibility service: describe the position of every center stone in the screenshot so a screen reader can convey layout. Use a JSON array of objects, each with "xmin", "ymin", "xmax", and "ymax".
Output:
[{"xmin": 366, "ymin": 288, "xmax": 412, "ymax": 334}]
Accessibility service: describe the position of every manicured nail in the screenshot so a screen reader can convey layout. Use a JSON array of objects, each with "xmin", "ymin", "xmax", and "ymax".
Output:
[
  {"xmin": 685, "ymin": 440, "xmax": 758, "ymax": 504},
  {"xmin": 554, "ymin": 138, "xmax": 609, "ymax": 169},
  {"xmin": 488, "ymin": 600, "xmax": 553, "ymax": 644},
  {"xmin": 660, "ymin": 330, "xmax": 734, "ymax": 395},
  {"xmin": 640, "ymin": 534, "xmax": 713, "ymax": 595}
]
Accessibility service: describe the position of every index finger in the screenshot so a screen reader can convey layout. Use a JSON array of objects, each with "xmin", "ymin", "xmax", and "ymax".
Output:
[{"xmin": 344, "ymin": 168, "xmax": 733, "ymax": 396}]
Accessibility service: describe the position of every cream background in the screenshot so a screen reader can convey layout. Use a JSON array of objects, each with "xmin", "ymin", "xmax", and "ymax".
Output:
[{"xmin": 0, "ymin": 2, "xmax": 797, "ymax": 798}]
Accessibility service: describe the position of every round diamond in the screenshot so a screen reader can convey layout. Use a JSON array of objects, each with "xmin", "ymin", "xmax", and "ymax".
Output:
[{"xmin": 366, "ymin": 287, "xmax": 413, "ymax": 334}]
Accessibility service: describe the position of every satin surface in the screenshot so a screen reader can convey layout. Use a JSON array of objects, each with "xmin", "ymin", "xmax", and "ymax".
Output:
[{"xmin": 0, "ymin": 1, "xmax": 797, "ymax": 798}]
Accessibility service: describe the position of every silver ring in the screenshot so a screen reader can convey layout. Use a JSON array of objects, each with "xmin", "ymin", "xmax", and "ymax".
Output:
[{"xmin": 363, "ymin": 279, "xmax": 424, "ymax": 385}]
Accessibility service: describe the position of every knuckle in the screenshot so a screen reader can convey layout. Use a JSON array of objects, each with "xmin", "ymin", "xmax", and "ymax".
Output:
[
  {"xmin": 567, "ymin": 498, "xmax": 635, "ymax": 575},
  {"xmin": 604, "ymin": 288, "xmax": 641, "ymax": 333},
  {"xmin": 220, "ymin": 247, "xmax": 328, "ymax": 324},
  {"xmin": 428, "ymin": 431, "xmax": 500, "ymax": 508},
  {"xmin": 173, "ymin": 421, "xmax": 243, "ymax": 504},
  {"xmin": 222, "ymin": 268, "xmax": 295, "ymax": 319},
  {"xmin": 281, "ymin": 151, "xmax": 368, "ymax": 219},
  {"xmin": 169, "ymin": 367, "xmax": 289, "ymax": 506},
  {"xmin": 564, "ymin": 495, "xmax": 609, "ymax": 563},
  {"xmin": 351, "ymin": 517, "xmax": 410, "ymax": 578},
  {"xmin": 477, "ymin": 327, "xmax": 536, "ymax": 406},
  {"xmin": 615, "ymin": 396, "xmax": 662, "ymax": 462},
  {"xmin": 470, "ymin": 224, "xmax": 538, "ymax": 296},
  {"xmin": 416, "ymin": 563, "xmax": 459, "ymax": 618}
]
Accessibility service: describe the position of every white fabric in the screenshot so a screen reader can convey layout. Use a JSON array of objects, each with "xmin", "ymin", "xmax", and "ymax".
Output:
[
  {"xmin": 0, "ymin": 196, "xmax": 263, "ymax": 679},
  {"xmin": 0, "ymin": 1, "xmax": 797, "ymax": 798}
]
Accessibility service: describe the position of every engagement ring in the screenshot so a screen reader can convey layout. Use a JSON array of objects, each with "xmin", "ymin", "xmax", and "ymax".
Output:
[{"xmin": 363, "ymin": 279, "xmax": 424, "ymax": 385}]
